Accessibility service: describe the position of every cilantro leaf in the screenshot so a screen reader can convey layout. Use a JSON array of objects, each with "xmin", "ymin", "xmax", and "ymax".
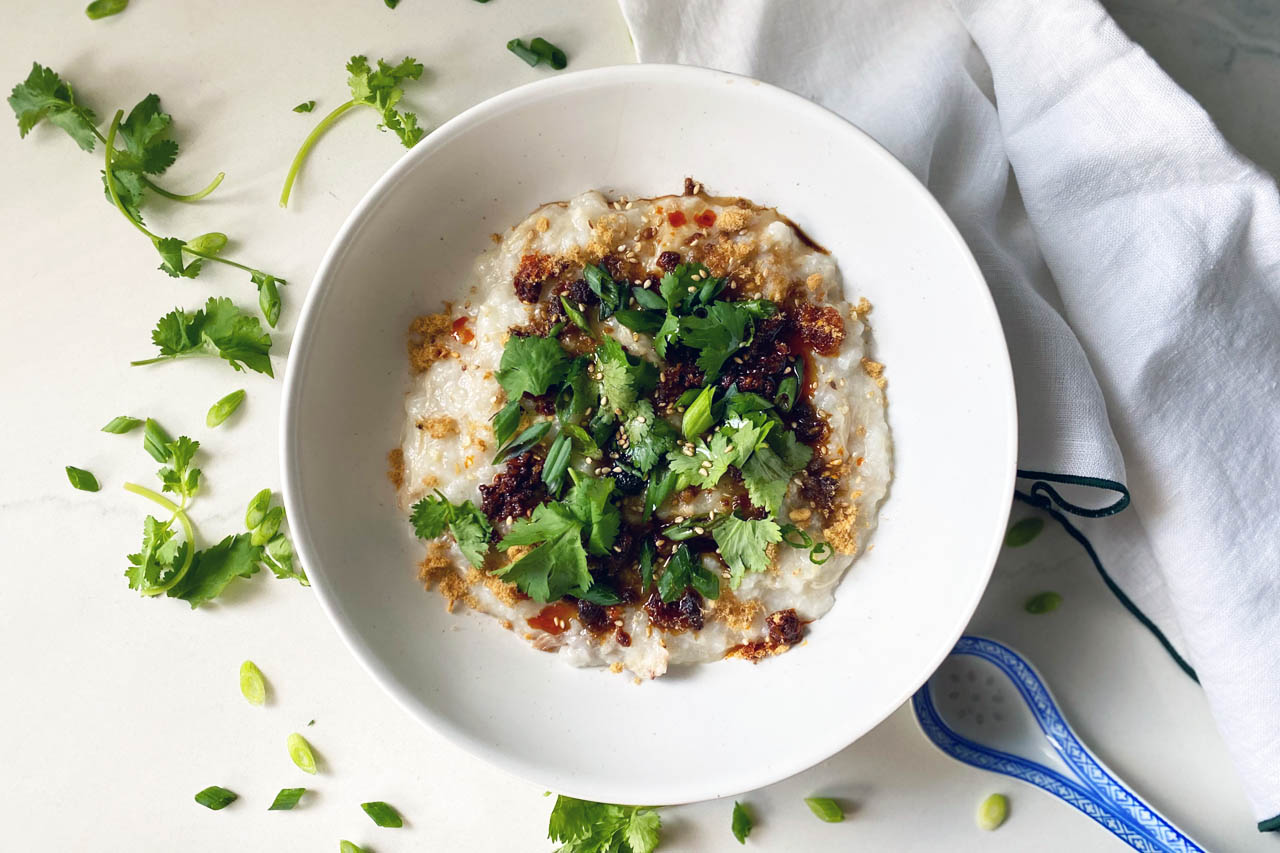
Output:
[
  {"xmin": 125, "ymin": 515, "xmax": 187, "ymax": 592},
  {"xmin": 595, "ymin": 337, "xmax": 656, "ymax": 414},
  {"xmin": 556, "ymin": 355, "xmax": 597, "ymax": 422},
  {"xmin": 739, "ymin": 434, "xmax": 812, "ymax": 517},
  {"xmin": 7, "ymin": 62, "xmax": 98, "ymax": 151},
  {"xmin": 280, "ymin": 55, "xmax": 427, "ymax": 207},
  {"xmin": 667, "ymin": 431, "xmax": 733, "ymax": 490},
  {"xmin": 680, "ymin": 301, "xmax": 752, "ymax": 380},
  {"xmin": 155, "ymin": 236, "xmax": 203, "ymax": 278},
  {"xmin": 657, "ymin": 544, "xmax": 719, "ymax": 602},
  {"xmin": 158, "ymin": 436, "xmax": 201, "ymax": 500},
  {"xmin": 564, "ymin": 472, "xmax": 620, "ymax": 556},
  {"xmin": 262, "ymin": 533, "xmax": 308, "ymax": 586},
  {"xmin": 767, "ymin": 428, "xmax": 814, "ymax": 471},
  {"xmin": 135, "ymin": 297, "xmax": 274, "ymax": 376},
  {"xmin": 495, "ymin": 527, "xmax": 590, "ymax": 602},
  {"xmin": 409, "ymin": 492, "xmax": 493, "ymax": 568},
  {"xmin": 713, "ymin": 515, "xmax": 782, "ymax": 588},
  {"xmin": 584, "ymin": 264, "xmax": 623, "ymax": 320},
  {"xmin": 167, "ymin": 533, "xmax": 261, "ymax": 608},
  {"xmin": 547, "ymin": 796, "xmax": 662, "ymax": 853},
  {"xmin": 115, "ymin": 94, "xmax": 178, "ymax": 175},
  {"xmin": 722, "ymin": 414, "xmax": 774, "ymax": 468},
  {"xmin": 623, "ymin": 401, "xmax": 677, "ymax": 473},
  {"xmin": 498, "ymin": 333, "xmax": 569, "ymax": 400}
]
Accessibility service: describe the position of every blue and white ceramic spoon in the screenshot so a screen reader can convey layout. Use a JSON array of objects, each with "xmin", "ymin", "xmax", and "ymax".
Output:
[{"xmin": 912, "ymin": 635, "xmax": 1204, "ymax": 852}]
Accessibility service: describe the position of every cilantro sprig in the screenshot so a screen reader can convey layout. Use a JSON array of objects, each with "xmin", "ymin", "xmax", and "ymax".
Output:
[
  {"xmin": 410, "ymin": 492, "xmax": 493, "ymax": 568},
  {"xmin": 548, "ymin": 796, "xmax": 660, "ymax": 853},
  {"xmin": 280, "ymin": 55, "xmax": 426, "ymax": 208},
  {"xmin": 8, "ymin": 64, "xmax": 288, "ymax": 325},
  {"xmin": 132, "ymin": 297, "xmax": 274, "ymax": 376}
]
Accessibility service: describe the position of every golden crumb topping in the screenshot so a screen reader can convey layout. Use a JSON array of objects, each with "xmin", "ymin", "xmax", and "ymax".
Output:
[
  {"xmin": 386, "ymin": 448, "xmax": 405, "ymax": 490},
  {"xmin": 407, "ymin": 313, "xmax": 454, "ymax": 373}
]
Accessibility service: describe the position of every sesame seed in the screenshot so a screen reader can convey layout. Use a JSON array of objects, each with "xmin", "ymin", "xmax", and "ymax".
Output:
[
  {"xmin": 693, "ymin": 526, "xmax": 704, "ymax": 535},
  {"xmin": 673, "ymin": 516, "xmax": 684, "ymax": 523},
  {"xmin": 625, "ymin": 201, "xmax": 634, "ymax": 209},
  {"xmin": 614, "ymin": 619, "xmax": 624, "ymax": 626},
  {"xmin": 614, "ymin": 408, "xmax": 623, "ymax": 416},
  {"xmin": 682, "ymin": 447, "xmax": 695, "ymax": 456},
  {"xmin": 612, "ymin": 466, "xmax": 622, "ymax": 473},
  {"xmin": 636, "ymin": 416, "xmax": 646, "ymax": 424},
  {"xmin": 578, "ymin": 302, "xmax": 587, "ymax": 311},
  {"xmin": 687, "ymin": 286, "xmax": 696, "ymax": 293}
]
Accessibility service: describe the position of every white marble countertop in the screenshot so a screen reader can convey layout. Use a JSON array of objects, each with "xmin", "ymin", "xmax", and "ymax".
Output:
[{"xmin": 2, "ymin": 1, "xmax": 1275, "ymax": 850}]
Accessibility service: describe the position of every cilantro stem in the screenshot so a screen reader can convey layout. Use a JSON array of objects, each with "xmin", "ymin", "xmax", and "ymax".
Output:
[
  {"xmin": 279, "ymin": 99, "xmax": 359, "ymax": 208},
  {"xmin": 91, "ymin": 124, "xmax": 225, "ymax": 203},
  {"xmin": 123, "ymin": 481, "xmax": 195, "ymax": 595},
  {"xmin": 104, "ymin": 110, "xmax": 160, "ymax": 241}
]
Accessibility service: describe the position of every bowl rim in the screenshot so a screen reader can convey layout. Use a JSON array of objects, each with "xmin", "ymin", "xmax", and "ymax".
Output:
[{"xmin": 281, "ymin": 62, "xmax": 1018, "ymax": 804}]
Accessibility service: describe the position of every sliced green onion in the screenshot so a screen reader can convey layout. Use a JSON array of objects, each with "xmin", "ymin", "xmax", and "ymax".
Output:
[
  {"xmin": 529, "ymin": 37, "xmax": 568, "ymax": 70},
  {"xmin": 293, "ymin": 101, "xmax": 317, "ymax": 113},
  {"xmin": 143, "ymin": 418, "xmax": 173, "ymax": 463},
  {"xmin": 492, "ymin": 399, "xmax": 523, "ymax": 449},
  {"xmin": 731, "ymin": 801, "xmax": 752, "ymax": 844},
  {"xmin": 287, "ymin": 732, "xmax": 317, "ymax": 774},
  {"xmin": 779, "ymin": 523, "xmax": 813, "ymax": 549},
  {"xmin": 85, "ymin": 0, "xmax": 128, "ymax": 19},
  {"xmin": 65, "ymin": 466, "xmax": 100, "ymax": 492},
  {"xmin": 361, "ymin": 801, "xmax": 403, "ymax": 827},
  {"xmin": 239, "ymin": 660, "xmax": 267, "ymax": 706},
  {"xmin": 258, "ymin": 275, "xmax": 282, "ymax": 328},
  {"xmin": 506, "ymin": 38, "xmax": 540, "ymax": 67},
  {"xmin": 252, "ymin": 505, "xmax": 285, "ymax": 546},
  {"xmin": 632, "ymin": 286, "xmax": 667, "ymax": 310},
  {"xmin": 246, "ymin": 488, "xmax": 272, "ymax": 530},
  {"xmin": 541, "ymin": 432, "xmax": 572, "ymax": 494},
  {"xmin": 339, "ymin": 842, "xmax": 366, "ymax": 853},
  {"xmin": 1004, "ymin": 517, "xmax": 1045, "ymax": 547},
  {"xmin": 185, "ymin": 232, "xmax": 228, "ymax": 255},
  {"xmin": 977, "ymin": 793, "xmax": 1008, "ymax": 830},
  {"xmin": 101, "ymin": 415, "xmax": 143, "ymax": 434},
  {"xmin": 383, "ymin": 0, "xmax": 399, "ymax": 6},
  {"xmin": 207, "ymin": 389, "xmax": 246, "ymax": 428},
  {"xmin": 809, "ymin": 542, "xmax": 833, "ymax": 565},
  {"xmin": 1024, "ymin": 591, "xmax": 1062, "ymax": 614},
  {"xmin": 269, "ymin": 787, "xmax": 306, "ymax": 811},
  {"xmin": 194, "ymin": 786, "xmax": 237, "ymax": 810},
  {"xmin": 804, "ymin": 797, "xmax": 844, "ymax": 823},
  {"xmin": 584, "ymin": 264, "xmax": 622, "ymax": 319},
  {"xmin": 498, "ymin": 420, "xmax": 552, "ymax": 460},
  {"xmin": 682, "ymin": 385, "xmax": 715, "ymax": 440},
  {"xmin": 560, "ymin": 296, "xmax": 592, "ymax": 334},
  {"xmin": 775, "ymin": 376, "xmax": 798, "ymax": 412},
  {"xmin": 674, "ymin": 387, "xmax": 702, "ymax": 409}
]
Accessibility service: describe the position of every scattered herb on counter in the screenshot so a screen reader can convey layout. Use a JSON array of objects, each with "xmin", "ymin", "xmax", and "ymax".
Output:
[
  {"xmin": 132, "ymin": 297, "xmax": 274, "ymax": 376},
  {"xmin": 507, "ymin": 37, "xmax": 568, "ymax": 70},
  {"xmin": 731, "ymin": 801, "xmax": 752, "ymax": 844},
  {"xmin": 547, "ymin": 796, "xmax": 660, "ymax": 853},
  {"xmin": 101, "ymin": 415, "xmax": 144, "ymax": 434},
  {"xmin": 339, "ymin": 842, "xmax": 366, "ymax": 853},
  {"xmin": 976, "ymin": 793, "xmax": 1008, "ymax": 830},
  {"xmin": 384, "ymin": 0, "xmax": 400, "ymax": 7},
  {"xmin": 361, "ymin": 801, "xmax": 404, "ymax": 828},
  {"xmin": 194, "ymin": 786, "xmax": 238, "ymax": 810},
  {"xmin": 239, "ymin": 660, "xmax": 267, "ymax": 706},
  {"xmin": 66, "ymin": 465, "xmax": 100, "ymax": 492},
  {"xmin": 804, "ymin": 797, "xmax": 844, "ymax": 823},
  {"xmin": 8, "ymin": 65, "xmax": 289, "ymax": 324},
  {"xmin": 1003, "ymin": 516, "xmax": 1045, "ymax": 547},
  {"xmin": 245, "ymin": 490, "xmax": 308, "ymax": 585},
  {"xmin": 207, "ymin": 389, "xmax": 246, "ymax": 427},
  {"xmin": 269, "ymin": 787, "xmax": 307, "ymax": 811},
  {"xmin": 280, "ymin": 55, "xmax": 426, "ymax": 208},
  {"xmin": 293, "ymin": 100, "xmax": 316, "ymax": 113},
  {"xmin": 85, "ymin": 0, "xmax": 128, "ymax": 19},
  {"xmin": 1024, "ymin": 591, "xmax": 1063, "ymax": 614},
  {"xmin": 287, "ymin": 732, "xmax": 318, "ymax": 774}
]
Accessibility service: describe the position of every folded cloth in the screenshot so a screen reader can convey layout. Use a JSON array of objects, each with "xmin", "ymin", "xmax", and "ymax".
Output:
[{"xmin": 618, "ymin": 0, "xmax": 1280, "ymax": 830}]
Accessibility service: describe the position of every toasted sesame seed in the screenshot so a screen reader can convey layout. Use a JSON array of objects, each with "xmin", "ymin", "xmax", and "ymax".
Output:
[
  {"xmin": 687, "ymin": 286, "xmax": 696, "ymax": 293},
  {"xmin": 614, "ymin": 408, "xmax": 623, "ymax": 416},
  {"xmin": 693, "ymin": 526, "xmax": 705, "ymax": 535}
]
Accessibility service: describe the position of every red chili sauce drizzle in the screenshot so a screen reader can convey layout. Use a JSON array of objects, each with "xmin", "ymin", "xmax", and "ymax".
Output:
[
  {"xmin": 693, "ymin": 209, "xmax": 717, "ymax": 229},
  {"xmin": 527, "ymin": 601, "xmax": 577, "ymax": 635},
  {"xmin": 667, "ymin": 210, "xmax": 687, "ymax": 228},
  {"xmin": 451, "ymin": 316, "xmax": 474, "ymax": 344}
]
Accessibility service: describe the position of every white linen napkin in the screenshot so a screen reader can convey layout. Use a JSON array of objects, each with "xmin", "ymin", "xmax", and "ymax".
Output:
[{"xmin": 618, "ymin": 0, "xmax": 1280, "ymax": 830}]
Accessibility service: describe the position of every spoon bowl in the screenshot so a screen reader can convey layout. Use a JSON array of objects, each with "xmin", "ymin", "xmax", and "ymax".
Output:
[{"xmin": 913, "ymin": 636, "xmax": 1204, "ymax": 853}]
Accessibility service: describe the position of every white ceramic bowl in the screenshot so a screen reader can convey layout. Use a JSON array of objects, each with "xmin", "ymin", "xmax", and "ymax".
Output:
[{"xmin": 281, "ymin": 64, "xmax": 1016, "ymax": 805}]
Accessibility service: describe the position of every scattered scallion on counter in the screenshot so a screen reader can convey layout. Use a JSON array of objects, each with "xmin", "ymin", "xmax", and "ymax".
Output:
[
  {"xmin": 1024, "ymin": 591, "xmax": 1063, "ymax": 614},
  {"xmin": 85, "ymin": 0, "xmax": 128, "ymax": 20},
  {"xmin": 339, "ymin": 842, "xmax": 366, "ymax": 853},
  {"xmin": 101, "ymin": 415, "xmax": 143, "ymax": 434},
  {"xmin": 239, "ymin": 660, "xmax": 267, "ymax": 706},
  {"xmin": 507, "ymin": 37, "xmax": 568, "ymax": 70},
  {"xmin": 361, "ymin": 801, "xmax": 404, "ymax": 828},
  {"xmin": 287, "ymin": 732, "xmax": 318, "ymax": 774},
  {"xmin": 731, "ymin": 801, "xmax": 752, "ymax": 844},
  {"xmin": 269, "ymin": 787, "xmax": 307, "ymax": 811},
  {"xmin": 1004, "ymin": 516, "xmax": 1045, "ymax": 547},
  {"xmin": 280, "ymin": 55, "xmax": 426, "ymax": 208},
  {"xmin": 293, "ymin": 100, "xmax": 316, "ymax": 113},
  {"xmin": 65, "ymin": 466, "xmax": 100, "ymax": 492},
  {"xmin": 976, "ymin": 793, "xmax": 1009, "ymax": 830},
  {"xmin": 194, "ymin": 786, "xmax": 237, "ymax": 810},
  {"xmin": 804, "ymin": 797, "xmax": 844, "ymax": 823},
  {"xmin": 207, "ymin": 389, "xmax": 246, "ymax": 427}
]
